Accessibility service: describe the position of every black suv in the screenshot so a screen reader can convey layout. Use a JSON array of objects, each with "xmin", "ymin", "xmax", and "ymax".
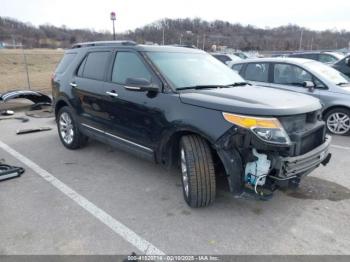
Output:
[{"xmin": 52, "ymin": 41, "xmax": 331, "ymax": 207}]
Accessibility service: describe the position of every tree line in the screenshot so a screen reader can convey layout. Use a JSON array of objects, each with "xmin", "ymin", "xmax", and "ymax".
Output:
[{"xmin": 1, "ymin": 16, "xmax": 349, "ymax": 51}]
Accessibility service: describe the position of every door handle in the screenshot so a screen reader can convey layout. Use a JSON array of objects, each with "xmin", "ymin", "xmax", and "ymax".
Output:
[
  {"xmin": 70, "ymin": 82, "xmax": 77, "ymax": 87},
  {"xmin": 106, "ymin": 91, "xmax": 119, "ymax": 98}
]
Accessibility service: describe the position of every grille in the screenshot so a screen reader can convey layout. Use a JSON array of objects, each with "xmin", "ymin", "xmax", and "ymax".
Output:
[
  {"xmin": 299, "ymin": 127, "xmax": 324, "ymax": 155},
  {"xmin": 278, "ymin": 111, "xmax": 324, "ymax": 156}
]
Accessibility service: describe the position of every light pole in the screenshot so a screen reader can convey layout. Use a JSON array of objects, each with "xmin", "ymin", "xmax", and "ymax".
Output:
[{"xmin": 110, "ymin": 11, "xmax": 116, "ymax": 40}]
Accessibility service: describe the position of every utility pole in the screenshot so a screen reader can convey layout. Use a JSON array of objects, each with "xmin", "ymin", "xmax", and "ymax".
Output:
[
  {"xmin": 196, "ymin": 35, "xmax": 199, "ymax": 48},
  {"xmin": 310, "ymin": 36, "xmax": 314, "ymax": 50},
  {"xmin": 110, "ymin": 12, "xmax": 116, "ymax": 40},
  {"xmin": 202, "ymin": 34, "xmax": 206, "ymax": 50},
  {"xmin": 299, "ymin": 29, "xmax": 303, "ymax": 50},
  {"xmin": 21, "ymin": 45, "xmax": 31, "ymax": 90},
  {"xmin": 162, "ymin": 27, "xmax": 165, "ymax": 45}
]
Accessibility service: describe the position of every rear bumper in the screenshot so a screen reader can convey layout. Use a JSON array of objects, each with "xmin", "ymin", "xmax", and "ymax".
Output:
[{"xmin": 278, "ymin": 135, "xmax": 332, "ymax": 177}]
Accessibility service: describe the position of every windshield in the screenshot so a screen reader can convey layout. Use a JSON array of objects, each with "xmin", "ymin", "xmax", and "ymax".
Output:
[
  {"xmin": 146, "ymin": 52, "xmax": 245, "ymax": 89},
  {"xmin": 306, "ymin": 61, "xmax": 350, "ymax": 86},
  {"xmin": 329, "ymin": 52, "xmax": 345, "ymax": 61}
]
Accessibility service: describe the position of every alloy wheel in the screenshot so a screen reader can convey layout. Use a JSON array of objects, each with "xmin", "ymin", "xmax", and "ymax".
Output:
[
  {"xmin": 59, "ymin": 112, "xmax": 74, "ymax": 144},
  {"xmin": 326, "ymin": 112, "xmax": 350, "ymax": 135}
]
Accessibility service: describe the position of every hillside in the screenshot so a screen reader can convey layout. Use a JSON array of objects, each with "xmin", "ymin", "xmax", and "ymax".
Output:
[{"xmin": 1, "ymin": 16, "xmax": 350, "ymax": 51}]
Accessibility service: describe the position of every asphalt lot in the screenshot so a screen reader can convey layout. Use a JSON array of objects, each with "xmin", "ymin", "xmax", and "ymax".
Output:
[{"xmin": 1, "ymin": 106, "xmax": 350, "ymax": 255}]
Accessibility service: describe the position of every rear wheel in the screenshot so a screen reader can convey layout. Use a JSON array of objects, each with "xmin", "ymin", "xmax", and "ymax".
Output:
[
  {"xmin": 180, "ymin": 135, "xmax": 216, "ymax": 208},
  {"xmin": 57, "ymin": 106, "xmax": 88, "ymax": 149},
  {"xmin": 324, "ymin": 108, "xmax": 350, "ymax": 135}
]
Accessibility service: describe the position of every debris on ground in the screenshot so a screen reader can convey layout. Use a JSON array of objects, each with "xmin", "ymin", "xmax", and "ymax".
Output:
[
  {"xmin": 0, "ymin": 160, "xmax": 25, "ymax": 182},
  {"xmin": 0, "ymin": 117, "xmax": 29, "ymax": 123},
  {"xmin": 0, "ymin": 110, "xmax": 14, "ymax": 116},
  {"xmin": 0, "ymin": 90, "xmax": 52, "ymax": 104},
  {"xmin": 16, "ymin": 127, "xmax": 52, "ymax": 135},
  {"xmin": 25, "ymin": 103, "xmax": 54, "ymax": 118}
]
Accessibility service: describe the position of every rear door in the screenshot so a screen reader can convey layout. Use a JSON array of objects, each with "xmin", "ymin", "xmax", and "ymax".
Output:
[
  {"xmin": 71, "ymin": 50, "xmax": 113, "ymax": 131},
  {"xmin": 269, "ymin": 63, "xmax": 320, "ymax": 98}
]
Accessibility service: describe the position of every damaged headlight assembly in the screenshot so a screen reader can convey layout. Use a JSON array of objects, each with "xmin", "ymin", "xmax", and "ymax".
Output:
[{"xmin": 222, "ymin": 112, "xmax": 291, "ymax": 145}]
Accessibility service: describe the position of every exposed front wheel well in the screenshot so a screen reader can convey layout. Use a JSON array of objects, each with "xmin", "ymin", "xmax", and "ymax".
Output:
[
  {"xmin": 161, "ymin": 131, "xmax": 226, "ymax": 178},
  {"xmin": 55, "ymin": 100, "xmax": 68, "ymax": 119},
  {"xmin": 322, "ymin": 106, "xmax": 350, "ymax": 119}
]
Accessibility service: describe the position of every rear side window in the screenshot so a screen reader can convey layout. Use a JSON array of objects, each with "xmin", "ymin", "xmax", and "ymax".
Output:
[
  {"xmin": 112, "ymin": 52, "xmax": 152, "ymax": 84},
  {"xmin": 55, "ymin": 53, "xmax": 76, "ymax": 73},
  {"xmin": 80, "ymin": 52, "xmax": 110, "ymax": 81},
  {"xmin": 244, "ymin": 63, "xmax": 269, "ymax": 82}
]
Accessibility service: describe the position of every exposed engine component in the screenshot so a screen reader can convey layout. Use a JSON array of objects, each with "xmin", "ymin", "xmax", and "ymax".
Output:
[{"xmin": 245, "ymin": 149, "xmax": 271, "ymax": 194}]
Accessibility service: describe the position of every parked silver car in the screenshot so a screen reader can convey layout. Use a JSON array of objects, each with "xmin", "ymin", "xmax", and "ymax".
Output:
[{"xmin": 230, "ymin": 58, "xmax": 350, "ymax": 135}]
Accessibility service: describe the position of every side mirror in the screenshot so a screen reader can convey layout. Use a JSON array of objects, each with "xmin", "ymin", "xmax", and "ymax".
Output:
[
  {"xmin": 303, "ymin": 81, "xmax": 315, "ymax": 92},
  {"xmin": 124, "ymin": 78, "xmax": 159, "ymax": 92},
  {"xmin": 345, "ymin": 58, "xmax": 350, "ymax": 66}
]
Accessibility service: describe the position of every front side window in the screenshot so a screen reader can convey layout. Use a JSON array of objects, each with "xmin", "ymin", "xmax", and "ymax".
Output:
[
  {"xmin": 112, "ymin": 52, "xmax": 152, "ymax": 84},
  {"xmin": 273, "ymin": 63, "xmax": 312, "ymax": 86},
  {"xmin": 81, "ymin": 52, "xmax": 110, "ymax": 80},
  {"xmin": 244, "ymin": 63, "xmax": 269, "ymax": 82}
]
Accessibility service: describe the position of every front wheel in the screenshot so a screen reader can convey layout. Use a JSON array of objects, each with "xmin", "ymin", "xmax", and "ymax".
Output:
[
  {"xmin": 180, "ymin": 135, "xmax": 216, "ymax": 208},
  {"xmin": 324, "ymin": 108, "xmax": 350, "ymax": 136}
]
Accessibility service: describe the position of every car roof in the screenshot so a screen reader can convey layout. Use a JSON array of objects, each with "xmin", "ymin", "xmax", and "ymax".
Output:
[
  {"xmin": 230, "ymin": 57, "xmax": 315, "ymax": 66},
  {"xmin": 70, "ymin": 40, "xmax": 205, "ymax": 53}
]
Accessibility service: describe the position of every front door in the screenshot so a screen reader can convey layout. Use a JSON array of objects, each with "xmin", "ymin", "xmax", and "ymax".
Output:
[
  {"xmin": 102, "ymin": 50, "xmax": 164, "ymax": 156},
  {"xmin": 269, "ymin": 63, "xmax": 320, "ymax": 99}
]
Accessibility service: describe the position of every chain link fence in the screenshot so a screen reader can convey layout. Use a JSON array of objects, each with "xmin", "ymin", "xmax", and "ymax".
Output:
[{"xmin": 0, "ymin": 49, "xmax": 64, "ymax": 94}]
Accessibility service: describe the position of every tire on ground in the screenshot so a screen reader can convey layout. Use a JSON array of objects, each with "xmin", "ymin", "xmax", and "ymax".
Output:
[{"xmin": 180, "ymin": 135, "xmax": 216, "ymax": 207}]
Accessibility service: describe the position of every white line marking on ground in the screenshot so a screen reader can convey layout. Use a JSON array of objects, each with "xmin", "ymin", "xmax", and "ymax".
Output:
[
  {"xmin": 0, "ymin": 140, "xmax": 165, "ymax": 255},
  {"xmin": 331, "ymin": 144, "xmax": 350, "ymax": 151}
]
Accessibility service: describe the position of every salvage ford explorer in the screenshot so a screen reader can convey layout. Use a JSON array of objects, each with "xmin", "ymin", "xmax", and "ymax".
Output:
[{"xmin": 52, "ymin": 41, "xmax": 331, "ymax": 208}]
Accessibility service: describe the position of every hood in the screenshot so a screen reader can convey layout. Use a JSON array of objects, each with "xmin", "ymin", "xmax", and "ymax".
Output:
[{"xmin": 179, "ymin": 85, "xmax": 321, "ymax": 116}]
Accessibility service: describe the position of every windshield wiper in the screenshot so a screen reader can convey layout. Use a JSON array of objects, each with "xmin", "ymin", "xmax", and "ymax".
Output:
[
  {"xmin": 337, "ymin": 82, "xmax": 350, "ymax": 86},
  {"xmin": 177, "ymin": 82, "xmax": 250, "ymax": 90}
]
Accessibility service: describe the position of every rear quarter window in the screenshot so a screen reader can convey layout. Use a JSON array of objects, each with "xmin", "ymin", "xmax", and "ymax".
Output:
[
  {"xmin": 232, "ymin": 63, "xmax": 243, "ymax": 73},
  {"xmin": 55, "ymin": 53, "xmax": 77, "ymax": 73}
]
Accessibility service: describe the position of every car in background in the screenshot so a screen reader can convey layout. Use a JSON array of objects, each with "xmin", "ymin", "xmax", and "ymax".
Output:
[
  {"xmin": 333, "ymin": 55, "xmax": 350, "ymax": 78},
  {"xmin": 211, "ymin": 53, "xmax": 242, "ymax": 65},
  {"xmin": 288, "ymin": 51, "xmax": 344, "ymax": 64},
  {"xmin": 230, "ymin": 58, "xmax": 350, "ymax": 135}
]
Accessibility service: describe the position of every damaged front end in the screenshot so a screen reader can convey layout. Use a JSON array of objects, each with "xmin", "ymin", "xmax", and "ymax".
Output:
[{"xmin": 215, "ymin": 110, "xmax": 332, "ymax": 198}]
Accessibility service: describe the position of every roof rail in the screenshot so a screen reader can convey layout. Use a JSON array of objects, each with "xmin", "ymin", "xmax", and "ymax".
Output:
[{"xmin": 71, "ymin": 40, "xmax": 137, "ymax": 49}]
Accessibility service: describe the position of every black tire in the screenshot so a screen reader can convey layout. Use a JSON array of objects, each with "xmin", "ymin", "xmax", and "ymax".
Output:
[
  {"xmin": 324, "ymin": 108, "xmax": 350, "ymax": 136},
  {"xmin": 180, "ymin": 135, "xmax": 216, "ymax": 208},
  {"xmin": 57, "ymin": 106, "xmax": 88, "ymax": 149}
]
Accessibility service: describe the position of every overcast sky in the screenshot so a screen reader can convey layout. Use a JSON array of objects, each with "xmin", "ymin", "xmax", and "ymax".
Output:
[{"xmin": 1, "ymin": 0, "xmax": 349, "ymax": 33}]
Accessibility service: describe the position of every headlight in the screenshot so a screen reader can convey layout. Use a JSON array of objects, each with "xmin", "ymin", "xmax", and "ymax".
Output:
[{"xmin": 222, "ymin": 112, "xmax": 291, "ymax": 145}]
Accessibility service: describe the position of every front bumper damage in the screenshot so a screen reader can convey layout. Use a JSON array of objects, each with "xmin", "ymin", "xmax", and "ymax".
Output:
[
  {"xmin": 215, "ymin": 125, "xmax": 332, "ymax": 197},
  {"xmin": 275, "ymin": 135, "xmax": 331, "ymax": 179}
]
